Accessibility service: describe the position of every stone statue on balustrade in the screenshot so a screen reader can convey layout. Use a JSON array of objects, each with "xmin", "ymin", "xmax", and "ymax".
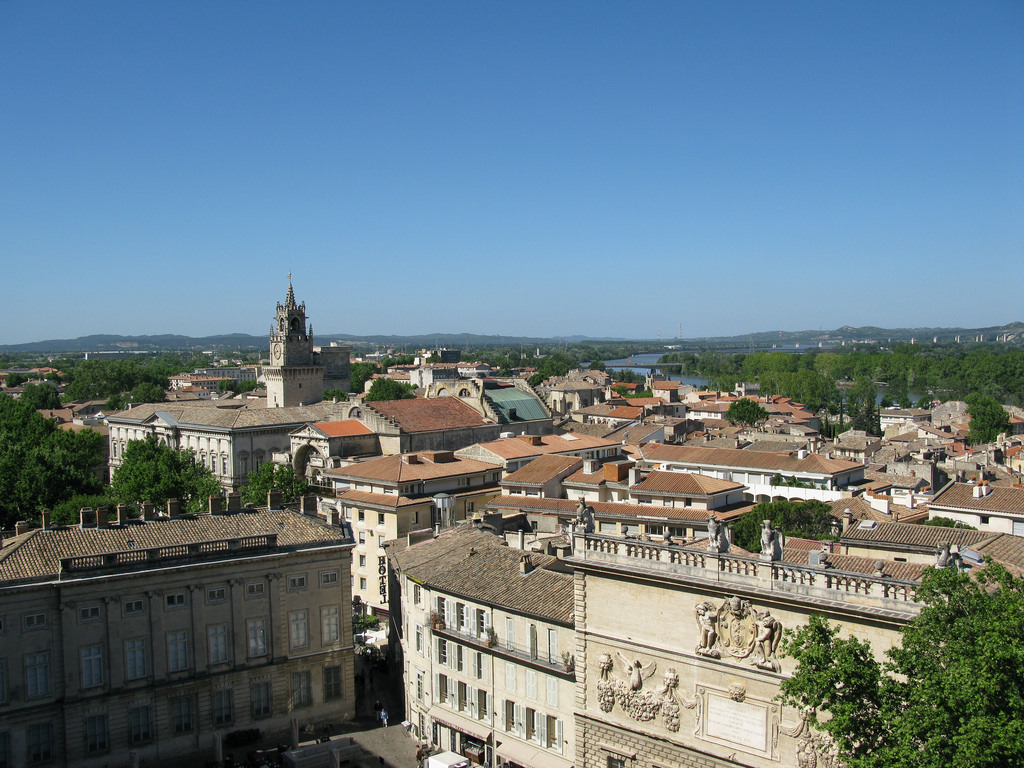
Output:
[
  {"xmin": 759, "ymin": 519, "xmax": 783, "ymax": 561},
  {"xmin": 705, "ymin": 514, "xmax": 729, "ymax": 553},
  {"xmin": 575, "ymin": 498, "xmax": 595, "ymax": 534}
]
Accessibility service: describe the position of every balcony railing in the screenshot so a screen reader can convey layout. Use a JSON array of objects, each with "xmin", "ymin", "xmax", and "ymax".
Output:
[{"xmin": 430, "ymin": 623, "xmax": 574, "ymax": 679}]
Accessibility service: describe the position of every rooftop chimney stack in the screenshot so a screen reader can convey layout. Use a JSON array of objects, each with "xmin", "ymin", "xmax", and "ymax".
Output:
[
  {"xmin": 79, "ymin": 507, "xmax": 93, "ymax": 528},
  {"xmin": 166, "ymin": 499, "xmax": 180, "ymax": 518},
  {"xmin": 40, "ymin": 510, "xmax": 51, "ymax": 530},
  {"xmin": 142, "ymin": 501, "xmax": 156, "ymax": 521}
]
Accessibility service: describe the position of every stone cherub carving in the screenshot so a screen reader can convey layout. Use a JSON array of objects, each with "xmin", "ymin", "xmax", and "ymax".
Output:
[
  {"xmin": 752, "ymin": 610, "xmax": 783, "ymax": 672},
  {"xmin": 695, "ymin": 601, "xmax": 721, "ymax": 658}
]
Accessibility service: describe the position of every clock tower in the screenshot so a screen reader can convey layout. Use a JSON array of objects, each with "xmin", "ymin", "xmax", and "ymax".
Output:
[{"xmin": 265, "ymin": 279, "xmax": 325, "ymax": 408}]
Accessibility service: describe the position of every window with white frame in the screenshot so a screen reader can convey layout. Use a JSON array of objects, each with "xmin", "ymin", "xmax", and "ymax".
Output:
[
  {"xmin": 289, "ymin": 611, "xmax": 309, "ymax": 649},
  {"xmin": 84, "ymin": 713, "xmax": 108, "ymax": 753},
  {"xmin": 167, "ymin": 631, "xmax": 188, "ymax": 672},
  {"xmin": 25, "ymin": 653, "xmax": 49, "ymax": 698},
  {"xmin": 80, "ymin": 645, "xmax": 103, "ymax": 688},
  {"xmin": 128, "ymin": 705, "xmax": 151, "ymax": 744},
  {"xmin": 547, "ymin": 628, "xmax": 558, "ymax": 663},
  {"xmin": 288, "ymin": 574, "xmax": 307, "ymax": 591},
  {"xmin": 208, "ymin": 624, "xmax": 229, "ymax": 665},
  {"xmin": 171, "ymin": 696, "xmax": 193, "ymax": 733},
  {"xmin": 321, "ymin": 606, "xmax": 340, "ymax": 644},
  {"xmin": 125, "ymin": 639, "xmax": 147, "ymax": 679},
  {"xmin": 247, "ymin": 619, "xmax": 267, "ymax": 657},
  {"xmin": 321, "ymin": 570, "xmax": 339, "ymax": 587},
  {"xmin": 246, "ymin": 581, "xmax": 265, "ymax": 597},
  {"xmin": 525, "ymin": 668, "xmax": 537, "ymax": 700},
  {"xmin": 546, "ymin": 675, "xmax": 559, "ymax": 707},
  {"xmin": 123, "ymin": 599, "xmax": 144, "ymax": 616},
  {"xmin": 212, "ymin": 689, "xmax": 233, "ymax": 726},
  {"xmin": 505, "ymin": 662, "xmax": 516, "ymax": 693},
  {"xmin": 291, "ymin": 670, "xmax": 312, "ymax": 707},
  {"xmin": 165, "ymin": 592, "xmax": 186, "ymax": 609},
  {"xmin": 207, "ymin": 586, "xmax": 226, "ymax": 603},
  {"xmin": 415, "ymin": 625, "xmax": 423, "ymax": 654}
]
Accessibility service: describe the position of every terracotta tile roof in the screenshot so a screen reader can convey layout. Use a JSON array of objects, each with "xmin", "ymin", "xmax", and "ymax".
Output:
[
  {"xmin": 624, "ymin": 397, "xmax": 663, "ymax": 407},
  {"xmin": 840, "ymin": 520, "xmax": 993, "ymax": 550},
  {"xmin": 631, "ymin": 470, "xmax": 743, "ymax": 497},
  {"xmin": 366, "ymin": 398, "xmax": 491, "ymax": 432},
  {"xmin": 607, "ymin": 406, "xmax": 643, "ymax": 419},
  {"xmin": 0, "ymin": 509, "xmax": 347, "ymax": 584},
  {"xmin": 642, "ymin": 443, "xmax": 862, "ymax": 476},
  {"xmin": 106, "ymin": 401, "xmax": 352, "ymax": 430},
  {"xmin": 389, "ymin": 526, "xmax": 573, "ymax": 623},
  {"xmin": 651, "ymin": 381, "xmax": 678, "ymax": 390},
  {"xmin": 929, "ymin": 482, "xmax": 1024, "ymax": 515},
  {"xmin": 781, "ymin": 548, "xmax": 929, "ymax": 581},
  {"xmin": 488, "ymin": 496, "xmax": 715, "ymax": 524},
  {"xmin": 501, "ymin": 455, "xmax": 583, "ymax": 486},
  {"xmin": 462, "ymin": 433, "xmax": 618, "ymax": 460},
  {"xmin": 327, "ymin": 453, "xmax": 498, "ymax": 483},
  {"xmin": 823, "ymin": 497, "xmax": 919, "ymax": 524},
  {"xmin": 312, "ymin": 420, "xmax": 374, "ymax": 437}
]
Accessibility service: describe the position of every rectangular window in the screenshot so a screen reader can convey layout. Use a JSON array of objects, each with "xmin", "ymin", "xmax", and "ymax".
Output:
[
  {"xmin": 546, "ymin": 675, "xmax": 559, "ymax": 707},
  {"xmin": 171, "ymin": 696, "xmax": 193, "ymax": 733},
  {"xmin": 437, "ymin": 674, "xmax": 448, "ymax": 704},
  {"xmin": 321, "ymin": 606, "xmax": 340, "ymax": 644},
  {"xmin": 456, "ymin": 644, "xmax": 464, "ymax": 672},
  {"xmin": 84, "ymin": 714, "xmax": 108, "ymax": 754},
  {"xmin": 359, "ymin": 577, "xmax": 367, "ymax": 590},
  {"xmin": 475, "ymin": 609, "xmax": 486, "ymax": 637},
  {"xmin": 321, "ymin": 570, "xmax": 338, "ymax": 586},
  {"xmin": 247, "ymin": 619, "xmax": 267, "ymax": 657},
  {"xmin": 128, "ymin": 705, "xmax": 152, "ymax": 744},
  {"xmin": 167, "ymin": 631, "xmax": 188, "ymax": 671},
  {"xmin": 324, "ymin": 666, "xmax": 343, "ymax": 701},
  {"xmin": 125, "ymin": 639, "xmax": 147, "ymax": 680},
  {"xmin": 251, "ymin": 681, "xmax": 272, "ymax": 719},
  {"xmin": 358, "ymin": 531, "xmax": 366, "ymax": 545},
  {"xmin": 546, "ymin": 715, "xmax": 560, "ymax": 750},
  {"xmin": 208, "ymin": 624, "xmax": 229, "ymax": 665},
  {"xmin": 359, "ymin": 554, "xmax": 367, "ymax": 567},
  {"xmin": 25, "ymin": 653, "xmax": 49, "ymax": 698},
  {"xmin": 207, "ymin": 587, "xmax": 226, "ymax": 602},
  {"xmin": 477, "ymin": 688, "xmax": 489, "ymax": 721},
  {"xmin": 607, "ymin": 758, "xmax": 626, "ymax": 768},
  {"xmin": 413, "ymin": 584, "xmax": 422, "ymax": 605},
  {"xmin": 525, "ymin": 707, "xmax": 537, "ymax": 742},
  {"xmin": 292, "ymin": 671, "xmax": 312, "ymax": 708},
  {"xmin": 246, "ymin": 581, "xmax": 265, "ymax": 597},
  {"xmin": 212, "ymin": 689, "xmax": 233, "ymax": 726},
  {"xmin": 80, "ymin": 645, "xmax": 103, "ymax": 688},
  {"xmin": 288, "ymin": 574, "xmax": 307, "ymax": 591},
  {"xmin": 504, "ymin": 699, "xmax": 515, "ymax": 732},
  {"xmin": 124, "ymin": 599, "xmax": 144, "ymax": 616},
  {"xmin": 505, "ymin": 617, "xmax": 515, "ymax": 651},
  {"xmin": 79, "ymin": 605, "xmax": 100, "ymax": 623},
  {"xmin": 23, "ymin": 613, "xmax": 46, "ymax": 630},
  {"xmin": 525, "ymin": 668, "xmax": 537, "ymax": 700},
  {"xmin": 548, "ymin": 628, "xmax": 558, "ymax": 663},
  {"xmin": 289, "ymin": 611, "xmax": 309, "ymax": 649},
  {"xmin": 457, "ymin": 680, "xmax": 468, "ymax": 712},
  {"xmin": 437, "ymin": 638, "xmax": 448, "ymax": 666},
  {"xmin": 416, "ymin": 671, "xmax": 424, "ymax": 702},
  {"xmin": 415, "ymin": 624, "xmax": 423, "ymax": 654},
  {"xmin": 27, "ymin": 723, "xmax": 52, "ymax": 763},
  {"xmin": 474, "ymin": 651, "xmax": 484, "ymax": 680},
  {"xmin": 165, "ymin": 592, "xmax": 186, "ymax": 609}
]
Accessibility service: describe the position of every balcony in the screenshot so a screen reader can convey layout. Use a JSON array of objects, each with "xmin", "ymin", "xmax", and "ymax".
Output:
[{"xmin": 430, "ymin": 623, "xmax": 574, "ymax": 680}]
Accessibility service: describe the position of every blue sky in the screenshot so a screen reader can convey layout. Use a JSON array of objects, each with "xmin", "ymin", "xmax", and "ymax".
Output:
[{"xmin": 1, "ymin": 2, "xmax": 1021, "ymax": 345}]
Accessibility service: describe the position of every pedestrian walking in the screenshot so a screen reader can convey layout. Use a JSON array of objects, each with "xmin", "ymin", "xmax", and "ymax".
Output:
[{"xmin": 381, "ymin": 708, "xmax": 389, "ymax": 727}]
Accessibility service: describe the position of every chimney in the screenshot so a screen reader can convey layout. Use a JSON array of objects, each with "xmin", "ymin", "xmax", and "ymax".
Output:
[
  {"xmin": 797, "ymin": 449, "xmax": 808, "ymax": 460},
  {"xmin": 116, "ymin": 503, "xmax": 128, "ymax": 525},
  {"xmin": 583, "ymin": 459, "xmax": 599, "ymax": 475},
  {"xmin": 166, "ymin": 498, "xmax": 180, "ymax": 518},
  {"xmin": 325, "ymin": 508, "xmax": 338, "ymax": 527},
  {"xmin": 402, "ymin": 453, "xmax": 420, "ymax": 464},
  {"xmin": 79, "ymin": 507, "xmax": 94, "ymax": 528},
  {"xmin": 227, "ymin": 493, "xmax": 242, "ymax": 512},
  {"xmin": 267, "ymin": 490, "xmax": 283, "ymax": 510},
  {"xmin": 142, "ymin": 501, "xmax": 156, "ymax": 521},
  {"xmin": 96, "ymin": 506, "xmax": 109, "ymax": 528},
  {"xmin": 15, "ymin": 520, "xmax": 30, "ymax": 536},
  {"xmin": 518, "ymin": 530, "xmax": 525, "ymax": 550},
  {"xmin": 301, "ymin": 494, "xmax": 317, "ymax": 515},
  {"xmin": 519, "ymin": 554, "xmax": 534, "ymax": 574},
  {"xmin": 209, "ymin": 495, "xmax": 224, "ymax": 515},
  {"xmin": 842, "ymin": 508, "xmax": 853, "ymax": 533},
  {"xmin": 628, "ymin": 467, "xmax": 642, "ymax": 486},
  {"xmin": 40, "ymin": 510, "xmax": 51, "ymax": 529}
]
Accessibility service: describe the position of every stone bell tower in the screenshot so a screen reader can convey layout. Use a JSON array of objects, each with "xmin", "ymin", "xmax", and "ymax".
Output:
[{"xmin": 265, "ymin": 278, "xmax": 325, "ymax": 408}]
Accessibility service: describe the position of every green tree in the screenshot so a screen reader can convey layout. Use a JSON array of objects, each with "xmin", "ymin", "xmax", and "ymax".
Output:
[
  {"xmin": 965, "ymin": 393, "xmax": 1010, "ymax": 445},
  {"xmin": 111, "ymin": 435, "xmax": 222, "ymax": 515},
  {"xmin": 323, "ymin": 388, "xmax": 348, "ymax": 401},
  {"xmin": 130, "ymin": 381, "xmax": 166, "ymax": 404},
  {"xmin": 848, "ymin": 376, "xmax": 880, "ymax": 435},
  {"xmin": 731, "ymin": 499, "xmax": 835, "ymax": 552},
  {"xmin": 780, "ymin": 562, "xmax": 1024, "ymax": 767},
  {"xmin": 365, "ymin": 377, "xmax": 417, "ymax": 402},
  {"xmin": 921, "ymin": 516, "xmax": 976, "ymax": 530},
  {"xmin": 727, "ymin": 398, "xmax": 769, "ymax": 427},
  {"xmin": 3, "ymin": 372, "xmax": 27, "ymax": 387},
  {"xmin": 217, "ymin": 379, "xmax": 237, "ymax": 393},
  {"xmin": 0, "ymin": 394, "xmax": 105, "ymax": 527},
  {"xmin": 241, "ymin": 462, "xmax": 309, "ymax": 506},
  {"xmin": 51, "ymin": 492, "xmax": 121, "ymax": 526},
  {"xmin": 349, "ymin": 361, "xmax": 378, "ymax": 394},
  {"xmin": 20, "ymin": 382, "xmax": 62, "ymax": 411}
]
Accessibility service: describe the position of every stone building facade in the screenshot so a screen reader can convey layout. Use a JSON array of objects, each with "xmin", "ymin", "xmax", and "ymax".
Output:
[{"xmin": 0, "ymin": 507, "xmax": 356, "ymax": 767}]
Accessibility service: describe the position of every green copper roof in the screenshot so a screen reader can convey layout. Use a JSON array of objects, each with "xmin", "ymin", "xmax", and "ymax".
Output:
[{"xmin": 485, "ymin": 385, "xmax": 549, "ymax": 423}]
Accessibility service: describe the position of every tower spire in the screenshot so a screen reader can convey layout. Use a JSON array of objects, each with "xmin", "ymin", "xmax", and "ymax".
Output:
[{"xmin": 285, "ymin": 273, "xmax": 297, "ymax": 310}]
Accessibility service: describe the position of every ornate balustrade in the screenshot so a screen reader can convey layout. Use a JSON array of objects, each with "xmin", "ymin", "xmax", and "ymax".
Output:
[{"xmin": 59, "ymin": 534, "xmax": 279, "ymax": 574}]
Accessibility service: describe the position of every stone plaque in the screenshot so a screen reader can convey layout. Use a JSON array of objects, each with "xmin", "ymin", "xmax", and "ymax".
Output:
[{"xmin": 705, "ymin": 693, "xmax": 768, "ymax": 752}]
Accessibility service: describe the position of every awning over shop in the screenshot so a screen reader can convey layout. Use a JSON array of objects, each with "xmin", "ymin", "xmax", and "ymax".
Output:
[
  {"xmin": 494, "ymin": 737, "xmax": 572, "ymax": 768},
  {"xmin": 428, "ymin": 708, "xmax": 493, "ymax": 743}
]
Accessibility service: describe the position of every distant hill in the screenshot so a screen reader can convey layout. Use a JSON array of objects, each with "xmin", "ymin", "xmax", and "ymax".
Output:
[{"xmin": 1, "ymin": 323, "xmax": 1020, "ymax": 355}]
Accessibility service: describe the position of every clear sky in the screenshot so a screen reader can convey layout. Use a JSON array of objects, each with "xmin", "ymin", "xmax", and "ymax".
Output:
[{"xmin": 1, "ymin": 2, "xmax": 1021, "ymax": 345}]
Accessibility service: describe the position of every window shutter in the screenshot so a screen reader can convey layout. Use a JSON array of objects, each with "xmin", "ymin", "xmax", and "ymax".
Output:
[
  {"xmin": 505, "ymin": 662, "xmax": 516, "ymax": 692},
  {"xmin": 526, "ymin": 669, "xmax": 537, "ymax": 700},
  {"xmin": 555, "ymin": 718, "xmax": 563, "ymax": 752},
  {"xmin": 433, "ymin": 673, "xmax": 439, "ymax": 704},
  {"xmin": 546, "ymin": 675, "xmax": 558, "ymax": 707},
  {"xmin": 538, "ymin": 712, "xmax": 547, "ymax": 744},
  {"xmin": 514, "ymin": 704, "xmax": 525, "ymax": 737}
]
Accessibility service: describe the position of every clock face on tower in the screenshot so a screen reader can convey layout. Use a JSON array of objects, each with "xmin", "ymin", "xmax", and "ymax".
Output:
[{"xmin": 272, "ymin": 343, "xmax": 282, "ymax": 362}]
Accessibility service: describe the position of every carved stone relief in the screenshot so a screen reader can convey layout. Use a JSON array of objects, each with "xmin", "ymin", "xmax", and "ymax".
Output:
[
  {"xmin": 596, "ymin": 653, "xmax": 698, "ymax": 733},
  {"xmin": 694, "ymin": 596, "xmax": 783, "ymax": 672},
  {"xmin": 781, "ymin": 707, "xmax": 843, "ymax": 768}
]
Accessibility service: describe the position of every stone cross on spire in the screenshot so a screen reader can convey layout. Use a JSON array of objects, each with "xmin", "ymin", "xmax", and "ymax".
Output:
[{"xmin": 285, "ymin": 275, "xmax": 297, "ymax": 310}]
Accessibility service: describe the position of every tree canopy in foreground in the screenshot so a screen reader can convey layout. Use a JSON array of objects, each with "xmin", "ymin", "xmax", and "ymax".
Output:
[
  {"xmin": 780, "ymin": 562, "xmax": 1024, "ymax": 767},
  {"xmin": 241, "ymin": 462, "xmax": 309, "ymax": 507},
  {"xmin": 726, "ymin": 397, "xmax": 768, "ymax": 427}
]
